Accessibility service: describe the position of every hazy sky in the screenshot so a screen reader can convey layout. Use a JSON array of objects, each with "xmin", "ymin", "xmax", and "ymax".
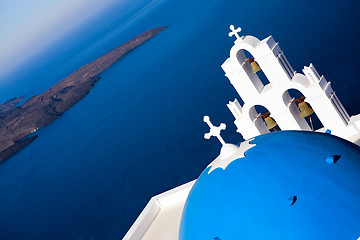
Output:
[{"xmin": 0, "ymin": 0, "xmax": 118, "ymax": 77}]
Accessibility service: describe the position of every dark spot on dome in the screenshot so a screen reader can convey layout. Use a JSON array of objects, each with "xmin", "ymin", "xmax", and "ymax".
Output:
[
  {"xmin": 288, "ymin": 196, "xmax": 297, "ymax": 206},
  {"xmin": 326, "ymin": 155, "xmax": 341, "ymax": 164}
]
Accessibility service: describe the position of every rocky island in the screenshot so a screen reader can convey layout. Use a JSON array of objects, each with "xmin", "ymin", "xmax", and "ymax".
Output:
[
  {"xmin": 0, "ymin": 97, "xmax": 25, "ymax": 114},
  {"xmin": 0, "ymin": 26, "xmax": 167, "ymax": 161}
]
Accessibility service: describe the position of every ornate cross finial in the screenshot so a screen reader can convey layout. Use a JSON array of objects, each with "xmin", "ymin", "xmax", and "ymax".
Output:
[
  {"xmin": 203, "ymin": 116, "xmax": 226, "ymax": 145},
  {"xmin": 228, "ymin": 25, "xmax": 242, "ymax": 41}
]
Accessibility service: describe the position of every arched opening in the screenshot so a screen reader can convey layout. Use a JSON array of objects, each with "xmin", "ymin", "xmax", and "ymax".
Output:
[
  {"xmin": 236, "ymin": 95, "xmax": 244, "ymax": 107},
  {"xmin": 249, "ymin": 105, "xmax": 281, "ymax": 133},
  {"xmin": 282, "ymin": 89, "xmax": 324, "ymax": 131},
  {"xmin": 236, "ymin": 49, "xmax": 270, "ymax": 93}
]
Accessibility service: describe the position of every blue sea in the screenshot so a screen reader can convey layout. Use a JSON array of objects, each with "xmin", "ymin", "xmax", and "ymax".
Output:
[{"xmin": 0, "ymin": 0, "xmax": 359, "ymax": 239}]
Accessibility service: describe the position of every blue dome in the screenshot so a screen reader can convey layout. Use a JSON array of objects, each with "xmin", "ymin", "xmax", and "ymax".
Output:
[{"xmin": 179, "ymin": 131, "xmax": 360, "ymax": 240}]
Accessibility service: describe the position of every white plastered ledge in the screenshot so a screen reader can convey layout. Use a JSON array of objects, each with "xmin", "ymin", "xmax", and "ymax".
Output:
[{"xmin": 123, "ymin": 180, "xmax": 195, "ymax": 240}]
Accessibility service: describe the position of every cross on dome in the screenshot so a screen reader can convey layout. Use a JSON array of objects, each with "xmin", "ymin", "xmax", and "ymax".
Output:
[
  {"xmin": 228, "ymin": 25, "xmax": 242, "ymax": 40},
  {"xmin": 203, "ymin": 116, "xmax": 226, "ymax": 145}
]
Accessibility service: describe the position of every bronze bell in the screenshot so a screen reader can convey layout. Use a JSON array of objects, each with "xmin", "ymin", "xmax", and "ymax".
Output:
[
  {"xmin": 244, "ymin": 57, "xmax": 261, "ymax": 73},
  {"xmin": 264, "ymin": 116, "xmax": 278, "ymax": 130},
  {"xmin": 250, "ymin": 60, "xmax": 261, "ymax": 74},
  {"xmin": 299, "ymin": 101, "xmax": 314, "ymax": 118}
]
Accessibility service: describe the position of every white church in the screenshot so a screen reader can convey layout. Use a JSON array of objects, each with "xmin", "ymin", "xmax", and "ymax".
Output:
[{"xmin": 124, "ymin": 25, "xmax": 360, "ymax": 240}]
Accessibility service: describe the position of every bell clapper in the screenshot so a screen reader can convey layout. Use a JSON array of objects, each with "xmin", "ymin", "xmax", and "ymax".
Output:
[{"xmin": 309, "ymin": 116, "xmax": 314, "ymax": 131}]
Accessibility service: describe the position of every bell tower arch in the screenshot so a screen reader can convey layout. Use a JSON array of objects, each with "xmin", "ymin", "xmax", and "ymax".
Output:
[{"xmin": 223, "ymin": 26, "xmax": 301, "ymax": 140}]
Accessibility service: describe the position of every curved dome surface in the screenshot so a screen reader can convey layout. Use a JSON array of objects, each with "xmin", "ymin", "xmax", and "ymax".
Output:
[{"xmin": 180, "ymin": 131, "xmax": 360, "ymax": 240}]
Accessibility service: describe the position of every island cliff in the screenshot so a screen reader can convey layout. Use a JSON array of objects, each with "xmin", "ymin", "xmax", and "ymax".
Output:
[{"xmin": 0, "ymin": 26, "xmax": 167, "ymax": 161}]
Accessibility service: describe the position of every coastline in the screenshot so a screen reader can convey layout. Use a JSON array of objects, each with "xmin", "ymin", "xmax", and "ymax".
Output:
[{"xmin": 0, "ymin": 26, "xmax": 167, "ymax": 162}]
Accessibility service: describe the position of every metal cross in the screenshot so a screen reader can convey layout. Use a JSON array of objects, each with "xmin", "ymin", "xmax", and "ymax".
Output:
[
  {"xmin": 228, "ymin": 25, "xmax": 242, "ymax": 40},
  {"xmin": 203, "ymin": 116, "xmax": 226, "ymax": 145}
]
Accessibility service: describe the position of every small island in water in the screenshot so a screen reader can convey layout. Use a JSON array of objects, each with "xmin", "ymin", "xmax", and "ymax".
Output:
[{"xmin": 0, "ymin": 26, "xmax": 167, "ymax": 161}]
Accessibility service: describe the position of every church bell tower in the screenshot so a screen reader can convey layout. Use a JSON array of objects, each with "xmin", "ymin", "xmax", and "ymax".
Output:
[{"xmin": 222, "ymin": 25, "xmax": 360, "ymax": 143}]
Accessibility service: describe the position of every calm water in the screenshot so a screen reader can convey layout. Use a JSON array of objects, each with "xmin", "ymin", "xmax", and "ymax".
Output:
[{"xmin": 0, "ymin": 0, "xmax": 359, "ymax": 239}]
